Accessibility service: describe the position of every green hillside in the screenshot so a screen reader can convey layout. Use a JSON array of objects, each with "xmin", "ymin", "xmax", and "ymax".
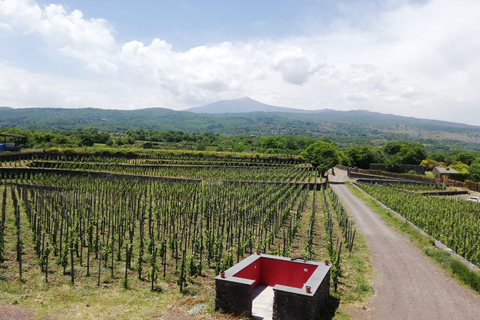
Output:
[{"xmin": 1, "ymin": 106, "xmax": 480, "ymax": 150}]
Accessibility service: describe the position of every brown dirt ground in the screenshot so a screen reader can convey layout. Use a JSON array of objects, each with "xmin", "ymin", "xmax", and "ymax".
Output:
[{"xmin": 0, "ymin": 304, "xmax": 35, "ymax": 320}]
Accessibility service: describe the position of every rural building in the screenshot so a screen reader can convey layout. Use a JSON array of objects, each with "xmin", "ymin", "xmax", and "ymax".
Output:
[
  {"xmin": 370, "ymin": 163, "xmax": 426, "ymax": 174},
  {"xmin": 432, "ymin": 167, "xmax": 458, "ymax": 179},
  {"xmin": 402, "ymin": 164, "xmax": 426, "ymax": 175},
  {"xmin": 369, "ymin": 163, "xmax": 387, "ymax": 171},
  {"xmin": 0, "ymin": 133, "xmax": 24, "ymax": 152},
  {"xmin": 142, "ymin": 143, "xmax": 153, "ymax": 149},
  {"xmin": 215, "ymin": 253, "xmax": 331, "ymax": 320}
]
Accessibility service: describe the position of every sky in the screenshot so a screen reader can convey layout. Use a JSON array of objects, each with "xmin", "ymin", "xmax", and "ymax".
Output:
[{"xmin": 1, "ymin": 0, "xmax": 480, "ymax": 125}]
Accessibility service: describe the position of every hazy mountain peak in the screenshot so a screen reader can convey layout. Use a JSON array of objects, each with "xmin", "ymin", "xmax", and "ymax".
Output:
[{"xmin": 186, "ymin": 97, "xmax": 309, "ymax": 114}]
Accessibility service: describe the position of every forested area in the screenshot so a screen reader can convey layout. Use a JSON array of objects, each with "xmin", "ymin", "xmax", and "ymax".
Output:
[{"xmin": 3, "ymin": 127, "xmax": 480, "ymax": 181}]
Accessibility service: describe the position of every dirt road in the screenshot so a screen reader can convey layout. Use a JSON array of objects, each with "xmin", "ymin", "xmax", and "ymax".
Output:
[{"xmin": 329, "ymin": 170, "xmax": 480, "ymax": 320}]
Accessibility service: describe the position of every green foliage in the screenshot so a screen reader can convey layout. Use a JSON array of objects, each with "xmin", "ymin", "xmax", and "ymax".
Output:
[
  {"xmin": 359, "ymin": 183, "xmax": 480, "ymax": 267},
  {"xmin": 223, "ymin": 251, "xmax": 234, "ymax": 270},
  {"xmin": 4, "ymin": 106, "xmax": 480, "ymax": 152},
  {"xmin": 450, "ymin": 173, "xmax": 470, "ymax": 182},
  {"xmin": 80, "ymin": 133, "xmax": 95, "ymax": 147},
  {"xmin": 301, "ymin": 140, "xmax": 339, "ymax": 175},
  {"xmin": 384, "ymin": 154, "xmax": 403, "ymax": 172},
  {"xmin": 350, "ymin": 183, "xmax": 480, "ymax": 294},
  {"xmin": 449, "ymin": 260, "xmax": 480, "ymax": 291},
  {"xmin": 420, "ymin": 159, "xmax": 443, "ymax": 171},
  {"xmin": 187, "ymin": 255, "xmax": 196, "ymax": 277},
  {"xmin": 468, "ymin": 163, "xmax": 480, "ymax": 182},
  {"xmin": 429, "ymin": 152, "xmax": 446, "ymax": 163},
  {"xmin": 454, "ymin": 151, "xmax": 477, "ymax": 166},
  {"xmin": 448, "ymin": 161, "xmax": 469, "ymax": 173},
  {"xmin": 345, "ymin": 145, "xmax": 382, "ymax": 169},
  {"xmin": 387, "ymin": 183, "xmax": 446, "ymax": 192},
  {"xmin": 383, "ymin": 141, "xmax": 427, "ymax": 166},
  {"xmin": 195, "ymin": 142, "xmax": 206, "ymax": 151},
  {"xmin": 177, "ymin": 255, "xmax": 187, "ymax": 292},
  {"xmin": 45, "ymin": 147, "xmax": 60, "ymax": 153},
  {"xmin": 366, "ymin": 141, "xmax": 429, "ymax": 172}
]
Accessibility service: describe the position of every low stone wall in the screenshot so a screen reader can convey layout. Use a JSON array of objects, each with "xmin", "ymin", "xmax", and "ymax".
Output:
[
  {"xmin": 0, "ymin": 168, "xmax": 202, "ymax": 183},
  {"xmin": 215, "ymin": 254, "xmax": 331, "ymax": 319},
  {"xmin": 214, "ymin": 278, "xmax": 253, "ymax": 317},
  {"xmin": 356, "ymin": 178, "xmax": 432, "ymax": 186},
  {"xmin": 352, "ymin": 182, "xmax": 480, "ymax": 273},
  {"xmin": 273, "ymin": 270, "xmax": 330, "ymax": 320},
  {"xmin": 420, "ymin": 190, "xmax": 469, "ymax": 196},
  {"xmin": 350, "ymin": 172, "xmax": 401, "ymax": 180}
]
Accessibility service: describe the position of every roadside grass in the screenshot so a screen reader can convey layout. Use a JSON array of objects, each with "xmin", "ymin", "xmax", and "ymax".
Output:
[{"xmin": 347, "ymin": 183, "xmax": 480, "ymax": 294}]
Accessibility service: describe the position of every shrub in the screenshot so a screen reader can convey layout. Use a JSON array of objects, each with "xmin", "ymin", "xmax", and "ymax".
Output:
[{"xmin": 45, "ymin": 147, "xmax": 60, "ymax": 153}]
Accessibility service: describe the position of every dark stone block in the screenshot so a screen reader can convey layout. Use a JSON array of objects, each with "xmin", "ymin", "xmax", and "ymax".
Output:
[
  {"xmin": 215, "ymin": 278, "xmax": 253, "ymax": 317},
  {"xmin": 273, "ymin": 270, "xmax": 330, "ymax": 320},
  {"xmin": 215, "ymin": 254, "xmax": 331, "ymax": 319}
]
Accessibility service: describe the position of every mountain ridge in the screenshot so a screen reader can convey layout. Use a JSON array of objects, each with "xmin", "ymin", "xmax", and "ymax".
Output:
[
  {"xmin": 185, "ymin": 98, "xmax": 478, "ymax": 129},
  {"xmin": 187, "ymin": 97, "xmax": 322, "ymax": 114},
  {"xmin": 1, "ymin": 100, "xmax": 480, "ymax": 150}
]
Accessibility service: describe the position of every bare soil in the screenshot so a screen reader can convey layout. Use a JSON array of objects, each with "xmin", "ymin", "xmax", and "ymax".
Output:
[{"xmin": 0, "ymin": 304, "xmax": 34, "ymax": 320}]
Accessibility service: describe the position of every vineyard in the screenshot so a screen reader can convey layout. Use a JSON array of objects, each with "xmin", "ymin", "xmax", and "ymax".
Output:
[
  {"xmin": 357, "ymin": 183, "xmax": 480, "ymax": 267},
  {"xmin": 0, "ymin": 152, "xmax": 365, "ymax": 319},
  {"xmin": 381, "ymin": 183, "xmax": 447, "ymax": 192}
]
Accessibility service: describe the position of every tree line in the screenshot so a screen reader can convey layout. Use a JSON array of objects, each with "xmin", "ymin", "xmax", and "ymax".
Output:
[{"xmin": 3, "ymin": 127, "xmax": 480, "ymax": 181}]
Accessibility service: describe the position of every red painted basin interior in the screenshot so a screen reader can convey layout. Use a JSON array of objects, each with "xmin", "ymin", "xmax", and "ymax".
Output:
[{"xmin": 233, "ymin": 257, "xmax": 317, "ymax": 289}]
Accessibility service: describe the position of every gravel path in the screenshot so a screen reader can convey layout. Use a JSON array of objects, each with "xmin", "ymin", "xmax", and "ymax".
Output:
[{"xmin": 329, "ymin": 170, "xmax": 480, "ymax": 320}]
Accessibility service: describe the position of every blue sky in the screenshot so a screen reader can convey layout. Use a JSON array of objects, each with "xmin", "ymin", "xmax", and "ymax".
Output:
[
  {"xmin": 41, "ymin": 1, "xmax": 306, "ymax": 48},
  {"xmin": 1, "ymin": 0, "xmax": 480, "ymax": 125}
]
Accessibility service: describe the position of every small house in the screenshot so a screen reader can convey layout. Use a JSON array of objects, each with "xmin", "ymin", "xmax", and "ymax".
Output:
[
  {"xmin": 432, "ymin": 167, "xmax": 458, "ymax": 179},
  {"xmin": 0, "ymin": 133, "xmax": 24, "ymax": 152},
  {"xmin": 142, "ymin": 143, "xmax": 153, "ymax": 149}
]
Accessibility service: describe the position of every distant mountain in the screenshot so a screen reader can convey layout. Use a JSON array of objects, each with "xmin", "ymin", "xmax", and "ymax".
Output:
[
  {"xmin": 1, "ymin": 104, "xmax": 480, "ymax": 150},
  {"xmin": 187, "ymin": 97, "xmax": 311, "ymax": 114}
]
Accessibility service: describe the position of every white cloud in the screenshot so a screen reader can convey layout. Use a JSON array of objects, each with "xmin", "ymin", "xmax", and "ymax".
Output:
[
  {"xmin": 0, "ymin": 0, "xmax": 116, "ymax": 73},
  {"xmin": 0, "ymin": 21, "xmax": 11, "ymax": 33},
  {"xmin": 275, "ymin": 56, "xmax": 321, "ymax": 85},
  {"xmin": 1, "ymin": 0, "xmax": 480, "ymax": 125}
]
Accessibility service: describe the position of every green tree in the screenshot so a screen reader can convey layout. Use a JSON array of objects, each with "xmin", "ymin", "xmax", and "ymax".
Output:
[
  {"xmin": 196, "ymin": 142, "xmax": 206, "ymax": 151},
  {"xmin": 468, "ymin": 163, "xmax": 480, "ymax": 181},
  {"xmin": 301, "ymin": 141, "xmax": 339, "ymax": 176},
  {"xmin": 346, "ymin": 145, "xmax": 382, "ymax": 169},
  {"xmin": 384, "ymin": 154, "xmax": 403, "ymax": 172},
  {"xmin": 455, "ymin": 152, "xmax": 477, "ymax": 166},
  {"xmin": 402, "ymin": 145, "xmax": 427, "ymax": 165},
  {"xmin": 429, "ymin": 152, "xmax": 446, "ymax": 163},
  {"xmin": 420, "ymin": 159, "xmax": 443, "ymax": 171},
  {"xmin": 383, "ymin": 141, "xmax": 427, "ymax": 166},
  {"xmin": 259, "ymin": 137, "xmax": 280, "ymax": 150},
  {"xmin": 383, "ymin": 141, "xmax": 404, "ymax": 156},
  {"xmin": 448, "ymin": 161, "xmax": 469, "ymax": 173},
  {"xmin": 79, "ymin": 133, "xmax": 95, "ymax": 147}
]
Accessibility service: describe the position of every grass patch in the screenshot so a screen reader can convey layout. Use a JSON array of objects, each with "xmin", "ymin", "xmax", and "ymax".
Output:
[
  {"xmin": 449, "ymin": 260, "xmax": 480, "ymax": 291},
  {"xmin": 347, "ymin": 183, "xmax": 480, "ymax": 294}
]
